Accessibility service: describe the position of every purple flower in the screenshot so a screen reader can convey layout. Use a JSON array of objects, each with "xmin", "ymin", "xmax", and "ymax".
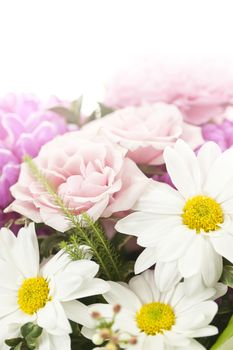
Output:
[
  {"xmin": 202, "ymin": 119, "xmax": 233, "ymax": 151},
  {"xmin": 0, "ymin": 93, "xmax": 70, "ymax": 210}
]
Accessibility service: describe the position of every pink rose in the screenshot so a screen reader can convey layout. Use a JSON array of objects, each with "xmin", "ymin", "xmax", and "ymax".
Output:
[
  {"xmin": 7, "ymin": 131, "xmax": 149, "ymax": 232},
  {"xmin": 82, "ymin": 103, "xmax": 203, "ymax": 165},
  {"xmin": 105, "ymin": 59, "xmax": 233, "ymax": 125}
]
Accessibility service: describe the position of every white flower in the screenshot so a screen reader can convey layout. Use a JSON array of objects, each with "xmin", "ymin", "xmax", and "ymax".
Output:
[
  {"xmin": 82, "ymin": 270, "xmax": 218, "ymax": 350},
  {"xmin": 116, "ymin": 140, "xmax": 233, "ymax": 289},
  {"xmin": 0, "ymin": 223, "xmax": 109, "ymax": 346}
]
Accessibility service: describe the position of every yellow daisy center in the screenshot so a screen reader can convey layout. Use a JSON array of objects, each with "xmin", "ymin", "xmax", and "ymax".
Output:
[
  {"xmin": 18, "ymin": 277, "xmax": 51, "ymax": 315},
  {"xmin": 136, "ymin": 302, "xmax": 175, "ymax": 335},
  {"xmin": 182, "ymin": 195, "xmax": 223, "ymax": 233}
]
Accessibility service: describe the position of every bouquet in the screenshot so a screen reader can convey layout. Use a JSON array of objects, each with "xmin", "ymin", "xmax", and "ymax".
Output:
[{"xmin": 1, "ymin": 62, "xmax": 233, "ymax": 350}]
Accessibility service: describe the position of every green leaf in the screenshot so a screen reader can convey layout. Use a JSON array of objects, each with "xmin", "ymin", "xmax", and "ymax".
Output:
[
  {"xmin": 27, "ymin": 325, "xmax": 43, "ymax": 338},
  {"xmin": 71, "ymin": 96, "xmax": 83, "ymax": 117},
  {"xmin": 14, "ymin": 343, "xmax": 23, "ymax": 350},
  {"xmin": 25, "ymin": 337, "xmax": 37, "ymax": 349},
  {"xmin": 84, "ymin": 110, "xmax": 97, "ymax": 124},
  {"xmin": 221, "ymin": 265, "xmax": 233, "ymax": 288},
  {"xmin": 21, "ymin": 323, "xmax": 34, "ymax": 337},
  {"xmin": 49, "ymin": 106, "xmax": 77, "ymax": 123},
  {"xmin": 98, "ymin": 103, "xmax": 114, "ymax": 117},
  {"xmin": 5, "ymin": 338, "xmax": 22, "ymax": 346},
  {"xmin": 211, "ymin": 314, "xmax": 233, "ymax": 349}
]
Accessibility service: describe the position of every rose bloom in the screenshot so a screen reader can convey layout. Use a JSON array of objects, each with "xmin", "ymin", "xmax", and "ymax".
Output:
[
  {"xmin": 0, "ymin": 93, "xmax": 69, "ymax": 211},
  {"xmin": 82, "ymin": 103, "xmax": 203, "ymax": 165},
  {"xmin": 7, "ymin": 131, "xmax": 149, "ymax": 232},
  {"xmin": 105, "ymin": 59, "xmax": 233, "ymax": 125}
]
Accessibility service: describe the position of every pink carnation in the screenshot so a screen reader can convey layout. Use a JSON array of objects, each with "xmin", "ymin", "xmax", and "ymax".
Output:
[
  {"xmin": 82, "ymin": 103, "xmax": 203, "ymax": 165},
  {"xmin": 0, "ymin": 94, "xmax": 70, "ymax": 210},
  {"xmin": 105, "ymin": 59, "xmax": 233, "ymax": 125},
  {"xmin": 8, "ymin": 131, "xmax": 149, "ymax": 232}
]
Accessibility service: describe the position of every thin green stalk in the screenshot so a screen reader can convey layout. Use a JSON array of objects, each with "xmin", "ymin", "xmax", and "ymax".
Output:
[{"xmin": 83, "ymin": 213, "xmax": 120, "ymax": 279}]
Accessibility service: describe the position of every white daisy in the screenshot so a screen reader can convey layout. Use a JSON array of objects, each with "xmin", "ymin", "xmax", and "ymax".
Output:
[
  {"xmin": 82, "ymin": 270, "xmax": 218, "ymax": 350},
  {"xmin": 0, "ymin": 223, "xmax": 109, "ymax": 346},
  {"xmin": 116, "ymin": 140, "xmax": 233, "ymax": 289}
]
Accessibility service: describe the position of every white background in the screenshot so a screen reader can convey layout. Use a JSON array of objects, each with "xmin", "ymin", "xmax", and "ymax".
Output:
[{"xmin": 0, "ymin": 0, "xmax": 233, "ymax": 104}]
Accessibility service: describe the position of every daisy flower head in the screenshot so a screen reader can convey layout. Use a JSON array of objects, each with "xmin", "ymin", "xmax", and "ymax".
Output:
[
  {"xmin": 116, "ymin": 139, "xmax": 233, "ymax": 290},
  {"xmin": 82, "ymin": 270, "xmax": 218, "ymax": 350},
  {"xmin": 0, "ymin": 223, "xmax": 109, "ymax": 348}
]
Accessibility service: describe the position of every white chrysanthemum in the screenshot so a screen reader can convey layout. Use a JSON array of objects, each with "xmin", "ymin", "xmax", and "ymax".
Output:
[
  {"xmin": 0, "ymin": 223, "xmax": 109, "ymax": 348},
  {"xmin": 82, "ymin": 270, "xmax": 218, "ymax": 350},
  {"xmin": 116, "ymin": 140, "xmax": 233, "ymax": 290}
]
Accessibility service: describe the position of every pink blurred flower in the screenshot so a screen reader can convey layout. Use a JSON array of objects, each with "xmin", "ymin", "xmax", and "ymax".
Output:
[
  {"xmin": 0, "ymin": 94, "xmax": 69, "ymax": 210},
  {"xmin": 82, "ymin": 103, "xmax": 203, "ymax": 165},
  {"xmin": 105, "ymin": 59, "xmax": 233, "ymax": 125},
  {"xmin": 202, "ymin": 120, "xmax": 233, "ymax": 151},
  {"xmin": 8, "ymin": 131, "xmax": 149, "ymax": 232}
]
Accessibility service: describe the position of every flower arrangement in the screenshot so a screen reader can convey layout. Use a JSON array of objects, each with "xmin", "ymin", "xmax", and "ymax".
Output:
[{"xmin": 1, "ymin": 64, "xmax": 233, "ymax": 350}]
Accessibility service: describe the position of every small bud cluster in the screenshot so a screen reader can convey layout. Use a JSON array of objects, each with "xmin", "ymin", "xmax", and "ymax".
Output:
[{"xmin": 91, "ymin": 304, "xmax": 137, "ymax": 350}]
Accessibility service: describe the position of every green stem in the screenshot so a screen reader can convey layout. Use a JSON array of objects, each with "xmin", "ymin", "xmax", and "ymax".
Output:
[{"xmin": 83, "ymin": 214, "xmax": 120, "ymax": 279}]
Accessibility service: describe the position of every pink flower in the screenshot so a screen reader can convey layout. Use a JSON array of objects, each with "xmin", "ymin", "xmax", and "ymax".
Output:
[
  {"xmin": 0, "ymin": 94, "xmax": 70, "ymax": 209},
  {"xmin": 82, "ymin": 103, "xmax": 203, "ymax": 165},
  {"xmin": 8, "ymin": 131, "xmax": 149, "ymax": 232},
  {"xmin": 202, "ymin": 108, "xmax": 233, "ymax": 151},
  {"xmin": 105, "ymin": 59, "xmax": 233, "ymax": 125}
]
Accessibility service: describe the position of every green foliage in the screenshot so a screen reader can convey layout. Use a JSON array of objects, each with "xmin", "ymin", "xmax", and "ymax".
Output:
[
  {"xmin": 221, "ymin": 265, "xmax": 233, "ymax": 288},
  {"xmin": 82, "ymin": 102, "xmax": 114, "ymax": 125},
  {"xmin": 50, "ymin": 96, "xmax": 114, "ymax": 128},
  {"xmin": 210, "ymin": 314, "xmax": 233, "ymax": 350},
  {"xmin": 60, "ymin": 233, "xmax": 92, "ymax": 261},
  {"xmin": 5, "ymin": 323, "xmax": 42, "ymax": 350},
  {"xmin": 49, "ymin": 95, "xmax": 83, "ymax": 126},
  {"xmin": 98, "ymin": 103, "xmax": 114, "ymax": 117}
]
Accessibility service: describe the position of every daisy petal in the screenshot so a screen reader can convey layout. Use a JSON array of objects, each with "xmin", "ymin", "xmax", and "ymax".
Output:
[
  {"xmin": 210, "ymin": 232, "xmax": 233, "ymax": 263},
  {"xmin": 68, "ymin": 278, "xmax": 110, "ymax": 300},
  {"xmin": 197, "ymin": 142, "xmax": 221, "ymax": 187},
  {"xmin": 164, "ymin": 140, "xmax": 201, "ymax": 199},
  {"xmin": 37, "ymin": 300, "xmax": 72, "ymax": 335},
  {"xmin": 134, "ymin": 247, "xmax": 157, "ymax": 274},
  {"xmin": 0, "ymin": 227, "xmax": 16, "ymax": 261},
  {"xmin": 142, "ymin": 334, "xmax": 165, "ymax": 350},
  {"xmin": 62, "ymin": 300, "xmax": 94, "ymax": 327},
  {"xmin": 129, "ymin": 275, "xmax": 153, "ymax": 304},
  {"xmin": 204, "ymin": 147, "xmax": 233, "ymax": 198},
  {"xmin": 103, "ymin": 281, "xmax": 141, "ymax": 312},
  {"xmin": 133, "ymin": 181, "xmax": 184, "ymax": 214},
  {"xmin": 201, "ymin": 238, "xmax": 223, "ymax": 287},
  {"xmin": 178, "ymin": 236, "xmax": 202, "ymax": 278},
  {"xmin": 155, "ymin": 261, "xmax": 182, "ymax": 292},
  {"xmin": 13, "ymin": 223, "xmax": 39, "ymax": 278},
  {"xmin": 187, "ymin": 339, "xmax": 206, "ymax": 349},
  {"xmin": 156, "ymin": 226, "xmax": 195, "ymax": 262}
]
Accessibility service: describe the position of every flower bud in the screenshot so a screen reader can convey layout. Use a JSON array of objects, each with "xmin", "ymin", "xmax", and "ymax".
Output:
[
  {"xmin": 106, "ymin": 343, "xmax": 118, "ymax": 350},
  {"xmin": 129, "ymin": 336, "xmax": 137, "ymax": 345},
  {"xmin": 99, "ymin": 328, "xmax": 111, "ymax": 339},
  {"xmin": 92, "ymin": 333, "xmax": 104, "ymax": 345},
  {"xmin": 91, "ymin": 311, "xmax": 101, "ymax": 319},
  {"xmin": 113, "ymin": 304, "xmax": 121, "ymax": 314}
]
